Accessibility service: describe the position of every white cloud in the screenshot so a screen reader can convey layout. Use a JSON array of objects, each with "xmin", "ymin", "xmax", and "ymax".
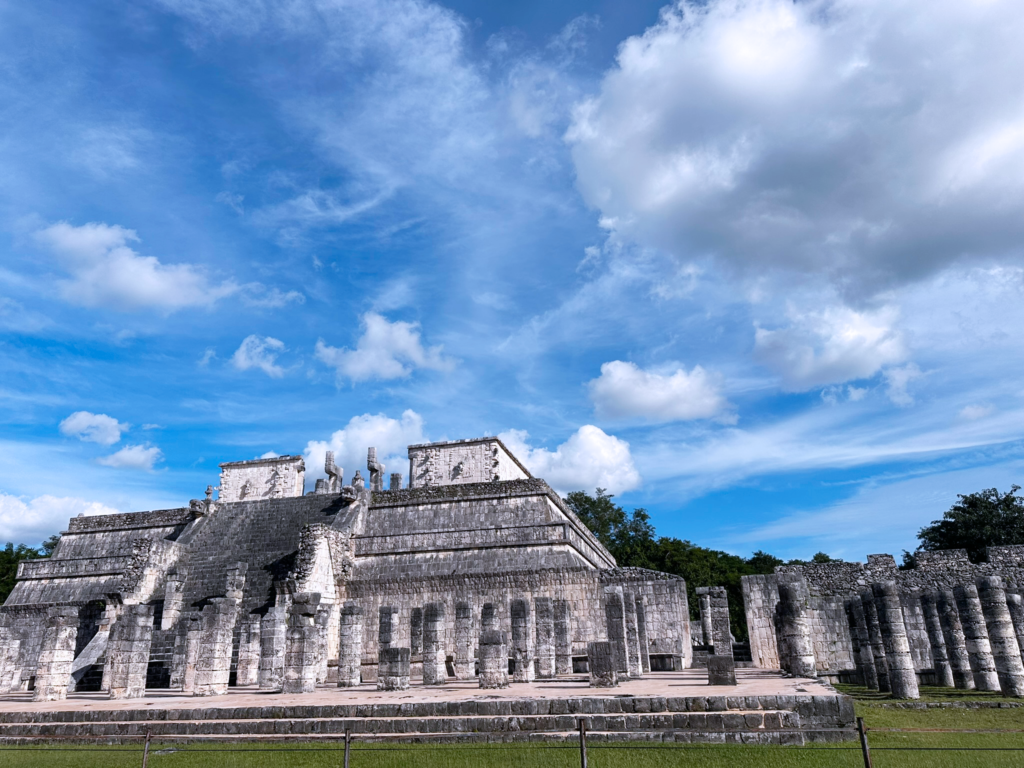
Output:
[
  {"xmin": 588, "ymin": 360, "xmax": 731, "ymax": 422},
  {"xmin": 959, "ymin": 404, "xmax": 994, "ymax": 421},
  {"xmin": 498, "ymin": 425, "xmax": 641, "ymax": 495},
  {"xmin": 304, "ymin": 410, "xmax": 426, "ymax": 488},
  {"xmin": 754, "ymin": 305, "xmax": 906, "ymax": 390},
  {"xmin": 567, "ymin": 0, "xmax": 1024, "ymax": 295},
  {"xmin": 58, "ymin": 411, "xmax": 127, "ymax": 446},
  {"xmin": 315, "ymin": 312, "xmax": 454, "ymax": 383},
  {"xmin": 884, "ymin": 363, "xmax": 923, "ymax": 407},
  {"xmin": 0, "ymin": 494, "xmax": 122, "ymax": 546},
  {"xmin": 232, "ymin": 335, "xmax": 287, "ymax": 378},
  {"xmin": 96, "ymin": 444, "xmax": 162, "ymax": 470},
  {"xmin": 35, "ymin": 221, "xmax": 238, "ymax": 311}
]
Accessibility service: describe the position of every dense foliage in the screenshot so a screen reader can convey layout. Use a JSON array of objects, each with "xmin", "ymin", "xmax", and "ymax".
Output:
[
  {"xmin": 0, "ymin": 542, "xmax": 45, "ymax": 604},
  {"xmin": 912, "ymin": 485, "xmax": 1024, "ymax": 563},
  {"xmin": 565, "ymin": 489, "xmax": 836, "ymax": 641}
]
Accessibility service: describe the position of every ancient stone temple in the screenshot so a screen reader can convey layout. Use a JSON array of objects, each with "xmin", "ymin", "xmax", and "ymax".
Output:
[{"xmin": 0, "ymin": 437, "xmax": 691, "ymax": 693}]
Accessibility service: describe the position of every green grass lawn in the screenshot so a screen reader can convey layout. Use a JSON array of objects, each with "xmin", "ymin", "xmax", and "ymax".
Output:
[{"xmin": 2, "ymin": 694, "xmax": 1022, "ymax": 768}]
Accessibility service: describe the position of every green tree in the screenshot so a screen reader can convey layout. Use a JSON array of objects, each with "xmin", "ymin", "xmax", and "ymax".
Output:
[
  {"xmin": 41, "ymin": 535, "xmax": 60, "ymax": 557},
  {"xmin": 0, "ymin": 542, "xmax": 45, "ymax": 604},
  {"xmin": 916, "ymin": 486, "xmax": 1024, "ymax": 562}
]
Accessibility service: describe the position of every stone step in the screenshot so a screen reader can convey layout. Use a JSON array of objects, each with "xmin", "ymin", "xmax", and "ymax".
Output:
[{"xmin": 0, "ymin": 709, "xmax": 800, "ymax": 737}]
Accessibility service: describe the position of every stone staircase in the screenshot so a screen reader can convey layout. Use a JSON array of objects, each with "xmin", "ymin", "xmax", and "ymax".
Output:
[{"xmin": 0, "ymin": 693, "xmax": 853, "ymax": 745}]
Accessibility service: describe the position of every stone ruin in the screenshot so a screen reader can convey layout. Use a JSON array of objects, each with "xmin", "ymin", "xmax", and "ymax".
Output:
[
  {"xmin": 0, "ymin": 436, "xmax": 692, "ymax": 697},
  {"xmin": 740, "ymin": 549, "xmax": 1024, "ymax": 698}
]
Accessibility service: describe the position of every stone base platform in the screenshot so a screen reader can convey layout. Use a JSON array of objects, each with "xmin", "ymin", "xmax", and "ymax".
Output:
[{"xmin": 0, "ymin": 669, "xmax": 854, "ymax": 745}]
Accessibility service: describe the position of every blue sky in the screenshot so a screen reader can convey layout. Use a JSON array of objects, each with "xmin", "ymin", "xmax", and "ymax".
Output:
[{"xmin": 2, "ymin": 0, "xmax": 1024, "ymax": 561}]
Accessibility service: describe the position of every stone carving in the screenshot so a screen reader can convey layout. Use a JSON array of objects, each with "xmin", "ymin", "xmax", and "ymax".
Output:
[
  {"xmin": 106, "ymin": 604, "xmax": 155, "ymax": 699},
  {"xmin": 478, "ymin": 629, "xmax": 508, "ymax": 689},
  {"xmin": 778, "ymin": 579, "xmax": 816, "ymax": 678},
  {"xmin": 535, "ymin": 597, "xmax": 555, "ymax": 679},
  {"xmin": 337, "ymin": 602, "xmax": 363, "ymax": 688},
  {"xmin": 325, "ymin": 451, "xmax": 343, "ymax": 494},
  {"xmin": 367, "ymin": 448, "xmax": 385, "ymax": 493},
  {"xmin": 377, "ymin": 647, "xmax": 410, "ymax": 691},
  {"xmin": 33, "ymin": 607, "xmax": 79, "ymax": 701},
  {"xmin": 603, "ymin": 586, "xmax": 629, "ymax": 678},
  {"xmin": 283, "ymin": 592, "xmax": 321, "ymax": 694},
  {"xmin": 235, "ymin": 614, "xmax": 261, "ymax": 687},
  {"xmin": 422, "ymin": 602, "xmax": 446, "ymax": 685},
  {"xmin": 587, "ymin": 641, "xmax": 617, "ymax": 687},
  {"xmin": 258, "ymin": 607, "xmax": 287, "ymax": 691},
  {"xmin": 453, "ymin": 601, "xmax": 474, "ymax": 680},
  {"xmin": 510, "ymin": 598, "xmax": 534, "ymax": 683},
  {"xmin": 554, "ymin": 599, "xmax": 572, "ymax": 675}
]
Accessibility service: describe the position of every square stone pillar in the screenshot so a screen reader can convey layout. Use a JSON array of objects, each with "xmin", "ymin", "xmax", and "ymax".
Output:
[
  {"xmin": 510, "ymin": 598, "xmax": 534, "ymax": 682},
  {"xmin": 193, "ymin": 598, "xmax": 237, "ymax": 696},
  {"xmin": 235, "ymin": 614, "xmax": 261, "ymax": 687},
  {"xmin": 422, "ymin": 602, "xmax": 446, "ymax": 685},
  {"xmin": 161, "ymin": 574, "xmax": 185, "ymax": 631},
  {"xmin": 178, "ymin": 612, "xmax": 202, "ymax": 693},
  {"xmin": 554, "ymin": 599, "xmax": 572, "ymax": 676},
  {"xmin": 846, "ymin": 597, "xmax": 878, "ymax": 689},
  {"xmin": 258, "ymin": 607, "xmax": 287, "ymax": 691},
  {"xmin": 338, "ymin": 602, "xmax": 363, "ymax": 688},
  {"xmin": 603, "ymin": 586, "xmax": 629, "ymax": 677},
  {"xmin": 623, "ymin": 589, "xmax": 643, "ymax": 678},
  {"xmin": 478, "ymin": 629, "xmax": 509, "ymax": 689},
  {"xmin": 534, "ymin": 597, "xmax": 555, "ymax": 679},
  {"xmin": 410, "ymin": 607, "xmax": 423, "ymax": 658},
  {"xmin": 635, "ymin": 596, "xmax": 651, "ymax": 674},
  {"xmin": 587, "ymin": 641, "xmax": 617, "ymax": 687},
  {"xmin": 379, "ymin": 605, "xmax": 399, "ymax": 651},
  {"xmin": 697, "ymin": 586, "xmax": 733, "ymax": 659},
  {"xmin": 314, "ymin": 605, "xmax": 331, "ymax": 685},
  {"xmin": 283, "ymin": 592, "xmax": 322, "ymax": 694},
  {"xmin": 698, "ymin": 590, "xmax": 714, "ymax": 648},
  {"xmin": 33, "ymin": 606, "xmax": 79, "ymax": 702},
  {"xmin": 453, "ymin": 601, "xmax": 474, "ymax": 680},
  {"xmin": 377, "ymin": 647, "xmax": 411, "ymax": 690},
  {"xmin": 106, "ymin": 604, "xmax": 155, "ymax": 699}
]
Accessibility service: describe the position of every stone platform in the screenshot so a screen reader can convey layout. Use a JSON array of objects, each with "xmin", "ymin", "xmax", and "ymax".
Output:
[{"xmin": 0, "ymin": 669, "xmax": 854, "ymax": 744}]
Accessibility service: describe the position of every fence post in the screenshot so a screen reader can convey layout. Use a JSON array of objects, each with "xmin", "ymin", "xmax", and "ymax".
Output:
[
  {"xmin": 856, "ymin": 717, "xmax": 872, "ymax": 768},
  {"xmin": 577, "ymin": 717, "xmax": 587, "ymax": 768},
  {"xmin": 141, "ymin": 731, "xmax": 151, "ymax": 768},
  {"xmin": 344, "ymin": 728, "xmax": 351, "ymax": 768}
]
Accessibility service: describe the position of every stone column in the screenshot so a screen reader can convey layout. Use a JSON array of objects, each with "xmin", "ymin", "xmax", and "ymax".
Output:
[
  {"xmin": 871, "ymin": 582, "xmax": 919, "ymax": 699},
  {"xmin": 535, "ymin": 597, "xmax": 555, "ymax": 679},
  {"xmin": 410, "ymin": 607, "xmax": 423, "ymax": 658},
  {"xmin": 554, "ymin": 599, "xmax": 572, "ymax": 675},
  {"xmin": 454, "ymin": 601, "xmax": 474, "ymax": 680},
  {"xmin": 379, "ymin": 605, "xmax": 399, "ymax": 651},
  {"xmin": 778, "ymin": 579, "xmax": 816, "ymax": 678},
  {"xmin": 338, "ymin": 602, "xmax": 363, "ymax": 687},
  {"xmin": 936, "ymin": 590, "xmax": 975, "ymax": 690},
  {"xmin": 422, "ymin": 602, "xmax": 446, "ymax": 685},
  {"xmin": 847, "ymin": 597, "xmax": 878, "ymax": 689},
  {"xmin": 1006, "ymin": 594, "xmax": 1024, "ymax": 662},
  {"xmin": 510, "ymin": 598, "xmax": 534, "ymax": 682},
  {"xmin": 389, "ymin": 473, "xmax": 402, "ymax": 490},
  {"xmin": 179, "ymin": 612, "xmax": 203, "ymax": 694},
  {"xmin": 162, "ymin": 574, "xmax": 185, "ymax": 631},
  {"xmin": 976, "ymin": 576, "xmax": 1024, "ymax": 697},
  {"xmin": 377, "ymin": 647, "xmax": 411, "ymax": 690},
  {"xmin": 587, "ymin": 641, "xmax": 617, "ymax": 687},
  {"xmin": 919, "ymin": 593, "xmax": 954, "ymax": 688},
  {"xmin": 603, "ymin": 586, "xmax": 629, "ymax": 678},
  {"xmin": 0, "ymin": 627, "xmax": 22, "ymax": 694},
  {"xmin": 283, "ymin": 593, "xmax": 321, "ymax": 694},
  {"xmin": 106, "ymin": 604, "xmax": 155, "ymax": 699},
  {"xmin": 635, "ymin": 596, "xmax": 651, "ymax": 674},
  {"xmin": 481, "ymin": 602, "xmax": 499, "ymax": 632},
  {"xmin": 314, "ymin": 605, "xmax": 331, "ymax": 685},
  {"xmin": 699, "ymin": 586, "xmax": 733, "ymax": 658},
  {"xmin": 623, "ymin": 589, "xmax": 643, "ymax": 678},
  {"xmin": 953, "ymin": 584, "xmax": 1001, "ymax": 691},
  {"xmin": 860, "ymin": 590, "xmax": 890, "ymax": 693},
  {"xmin": 258, "ymin": 607, "xmax": 287, "ymax": 691},
  {"xmin": 478, "ymin": 629, "xmax": 509, "ymax": 689},
  {"xmin": 33, "ymin": 606, "xmax": 79, "ymax": 702},
  {"xmin": 235, "ymin": 614, "xmax": 261, "ymax": 687},
  {"xmin": 698, "ymin": 590, "xmax": 714, "ymax": 648},
  {"xmin": 193, "ymin": 599, "xmax": 237, "ymax": 696}
]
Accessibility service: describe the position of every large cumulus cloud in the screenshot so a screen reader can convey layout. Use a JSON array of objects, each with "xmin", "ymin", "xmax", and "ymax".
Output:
[{"xmin": 568, "ymin": 0, "xmax": 1024, "ymax": 295}]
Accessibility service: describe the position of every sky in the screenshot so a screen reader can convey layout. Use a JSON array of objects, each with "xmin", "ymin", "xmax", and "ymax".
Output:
[{"xmin": 2, "ymin": 0, "xmax": 1024, "ymax": 562}]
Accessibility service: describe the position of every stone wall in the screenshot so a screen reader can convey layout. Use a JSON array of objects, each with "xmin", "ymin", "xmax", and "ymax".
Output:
[
  {"xmin": 743, "ymin": 547, "xmax": 1024, "ymax": 677},
  {"xmin": 218, "ymin": 456, "xmax": 305, "ymax": 503},
  {"xmin": 407, "ymin": 438, "xmax": 530, "ymax": 488}
]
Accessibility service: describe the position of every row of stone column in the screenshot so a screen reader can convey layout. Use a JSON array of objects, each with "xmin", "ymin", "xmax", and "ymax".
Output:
[
  {"xmin": 836, "ymin": 577, "xmax": 1024, "ymax": 699},
  {"xmin": 587, "ymin": 586, "xmax": 651, "ymax": 688}
]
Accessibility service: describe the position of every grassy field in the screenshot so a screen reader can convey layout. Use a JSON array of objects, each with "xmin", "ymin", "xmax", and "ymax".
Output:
[{"xmin": 2, "ymin": 693, "xmax": 1022, "ymax": 768}]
